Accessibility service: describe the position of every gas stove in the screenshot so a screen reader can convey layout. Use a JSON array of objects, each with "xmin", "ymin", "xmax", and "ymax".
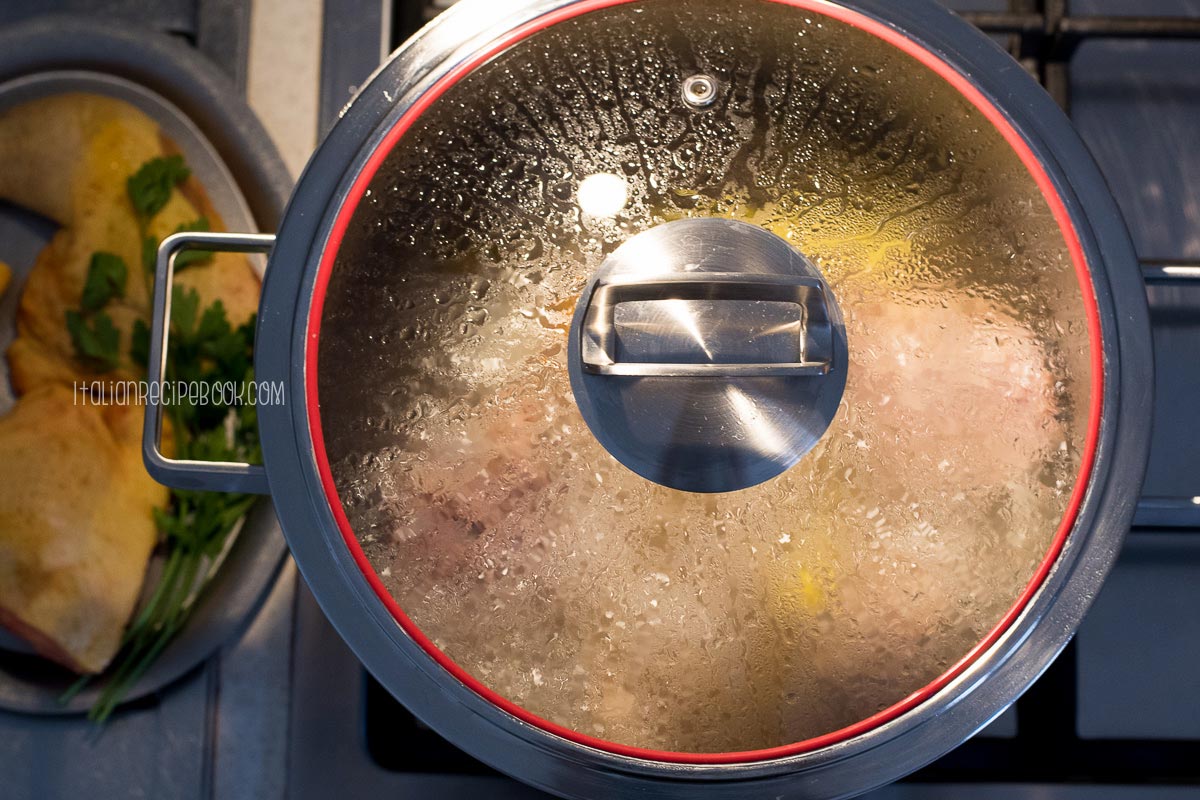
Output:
[{"xmin": 0, "ymin": 2, "xmax": 1196, "ymax": 799}]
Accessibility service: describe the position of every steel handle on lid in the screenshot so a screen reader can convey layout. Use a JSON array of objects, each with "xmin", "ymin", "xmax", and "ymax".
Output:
[
  {"xmin": 568, "ymin": 219, "xmax": 847, "ymax": 493},
  {"xmin": 579, "ymin": 272, "xmax": 834, "ymax": 377},
  {"xmin": 142, "ymin": 231, "xmax": 275, "ymax": 495}
]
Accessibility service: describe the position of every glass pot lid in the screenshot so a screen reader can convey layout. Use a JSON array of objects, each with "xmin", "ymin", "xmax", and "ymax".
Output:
[{"xmin": 310, "ymin": 0, "xmax": 1099, "ymax": 760}]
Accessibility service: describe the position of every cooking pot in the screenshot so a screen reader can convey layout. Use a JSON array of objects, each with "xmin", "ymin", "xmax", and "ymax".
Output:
[{"xmin": 141, "ymin": 0, "xmax": 1153, "ymax": 796}]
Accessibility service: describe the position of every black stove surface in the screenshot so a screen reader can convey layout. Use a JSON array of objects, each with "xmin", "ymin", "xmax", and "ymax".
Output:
[{"xmin": 288, "ymin": 2, "xmax": 1200, "ymax": 798}]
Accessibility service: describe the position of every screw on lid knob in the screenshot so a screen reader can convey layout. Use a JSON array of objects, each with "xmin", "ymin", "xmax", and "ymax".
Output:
[{"xmin": 681, "ymin": 74, "xmax": 719, "ymax": 109}]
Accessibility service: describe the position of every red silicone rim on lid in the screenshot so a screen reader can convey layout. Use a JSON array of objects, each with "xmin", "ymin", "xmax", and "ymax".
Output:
[{"xmin": 303, "ymin": 0, "xmax": 1106, "ymax": 765}]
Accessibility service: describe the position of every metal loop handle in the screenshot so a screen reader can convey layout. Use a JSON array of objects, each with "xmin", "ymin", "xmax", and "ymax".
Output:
[
  {"xmin": 142, "ymin": 231, "xmax": 275, "ymax": 494},
  {"xmin": 579, "ymin": 272, "xmax": 834, "ymax": 377},
  {"xmin": 1136, "ymin": 259, "xmax": 1200, "ymax": 526}
]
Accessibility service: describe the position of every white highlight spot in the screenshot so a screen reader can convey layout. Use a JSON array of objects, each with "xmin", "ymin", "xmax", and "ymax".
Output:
[{"xmin": 578, "ymin": 173, "xmax": 628, "ymax": 217}]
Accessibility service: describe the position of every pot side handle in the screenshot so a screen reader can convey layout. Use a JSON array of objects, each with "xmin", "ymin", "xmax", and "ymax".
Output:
[{"xmin": 142, "ymin": 231, "xmax": 275, "ymax": 495}]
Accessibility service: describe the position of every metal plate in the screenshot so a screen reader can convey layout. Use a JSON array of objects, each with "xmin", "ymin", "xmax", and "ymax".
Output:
[{"xmin": 0, "ymin": 69, "xmax": 287, "ymax": 714}]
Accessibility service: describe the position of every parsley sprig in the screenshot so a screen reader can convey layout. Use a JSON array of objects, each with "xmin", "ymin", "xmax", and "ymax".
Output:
[
  {"xmin": 128, "ymin": 154, "xmax": 190, "ymax": 218},
  {"xmin": 81, "ymin": 252, "xmax": 127, "ymax": 312},
  {"xmin": 62, "ymin": 156, "xmax": 261, "ymax": 721},
  {"xmin": 64, "ymin": 252, "xmax": 128, "ymax": 371}
]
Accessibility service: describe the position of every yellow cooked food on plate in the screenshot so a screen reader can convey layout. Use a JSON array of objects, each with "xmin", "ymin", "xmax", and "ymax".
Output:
[
  {"xmin": 0, "ymin": 385, "xmax": 162, "ymax": 674},
  {"xmin": 0, "ymin": 93, "xmax": 259, "ymax": 675},
  {"xmin": 1, "ymin": 94, "xmax": 258, "ymax": 393}
]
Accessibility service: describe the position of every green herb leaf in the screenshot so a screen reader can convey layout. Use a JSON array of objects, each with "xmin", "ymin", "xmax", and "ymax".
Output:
[
  {"xmin": 65, "ymin": 310, "xmax": 121, "ymax": 371},
  {"xmin": 81, "ymin": 252, "xmax": 128, "ymax": 312},
  {"xmin": 173, "ymin": 217, "xmax": 213, "ymax": 270},
  {"xmin": 194, "ymin": 299, "xmax": 229, "ymax": 342},
  {"xmin": 166, "ymin": 294, "xmax": 258, "ymax": 431},
  {"xmin": 130, "ymin": 318, "xmax": 151, "ymax": 368},
  {"xmin": 142, "ymin": 235, "xmax": 158, "ymax": 273},
  {"xmin": 127, "ymin": 155, "xmax": 190, "ymax": 218},
  {"xmin": 171, "ymin": 285, "xmax": 201, "ymax": 339}
]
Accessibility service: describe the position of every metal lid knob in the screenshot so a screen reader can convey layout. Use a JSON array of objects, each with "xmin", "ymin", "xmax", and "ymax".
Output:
[{"xmin": 567, "ymin": 218, "xmax": 848, "ymax": 493}]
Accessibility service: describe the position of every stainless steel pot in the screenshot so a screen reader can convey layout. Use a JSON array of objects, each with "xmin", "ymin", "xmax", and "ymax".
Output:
[{"xmin": 141, "ymin": 0, "xmax": 1154, "ymax": 797}]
